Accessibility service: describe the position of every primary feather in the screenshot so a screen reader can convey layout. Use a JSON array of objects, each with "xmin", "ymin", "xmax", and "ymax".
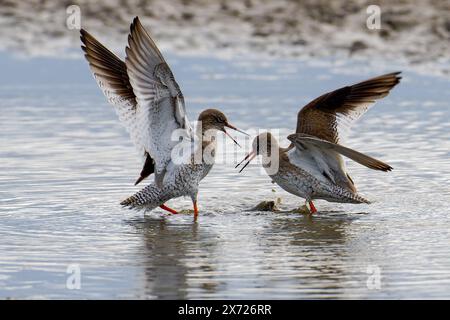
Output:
[
  {"xmin": 81, "ymin": 17, "xmax": 194, "ymax": 187},
  {"xmin": 296, "ymin": 72, "xmax": 401, "ymax": 144}
]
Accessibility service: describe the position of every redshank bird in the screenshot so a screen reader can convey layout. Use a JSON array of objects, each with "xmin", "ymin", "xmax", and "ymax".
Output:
[
  {"xmin": 237, "ymin": 72, "xmax": 401, "ymax": 213},
  {"xmin": 80, "ymin": 17, "xmax": 247, "ymax": 219}
]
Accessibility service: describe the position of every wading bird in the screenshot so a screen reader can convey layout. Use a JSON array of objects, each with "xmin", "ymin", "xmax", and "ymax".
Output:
[
  {"xmin": 81, "ymin": 17, "xmax": 247, "ymax": 219},
  {"xmin": 237, "ymin": 72, "xmax": 401, "ymax": 213}
]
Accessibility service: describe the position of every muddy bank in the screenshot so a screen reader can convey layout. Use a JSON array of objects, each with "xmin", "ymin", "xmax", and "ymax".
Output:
[{"xmin": 1, "ymin": 0, "xmax": 449, "ymax": 74}]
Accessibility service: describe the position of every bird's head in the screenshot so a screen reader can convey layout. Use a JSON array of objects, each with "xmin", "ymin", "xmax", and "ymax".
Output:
[
  {"xmin": 236, "ymin": 132, "xmax": 279, "ymax": 173},
  {"xmin": 198, "ymin": 108, "xmax": 248, "ymax": 146}
]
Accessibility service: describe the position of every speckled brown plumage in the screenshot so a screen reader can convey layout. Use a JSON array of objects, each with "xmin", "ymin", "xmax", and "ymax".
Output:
[
  {"xmin": 239, "ymin": 73, "xmax": 401, "ymax": 213},
  {"xmin": 80, "ymin": 17, "xmax": 246, "ymax": 217}
]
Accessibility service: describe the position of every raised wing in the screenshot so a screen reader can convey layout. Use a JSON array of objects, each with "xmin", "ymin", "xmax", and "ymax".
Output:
[
  {"xmin": 296, "ymin": 72, "xmax": 401, "ymax": 144},
  {"xmin": 125, "ymin": 17, "xmax": 193, "ymax": 187},
  {"xmin": 80, "ymin": 28, "xmax": 156, "ymax": 183}
]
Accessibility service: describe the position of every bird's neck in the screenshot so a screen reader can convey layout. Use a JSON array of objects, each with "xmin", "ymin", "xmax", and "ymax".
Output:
[
  {"xmin": 261, "ymin": 147, "xmax": 284, "ymax": 165},
  {"xmin": 260, "ymin": 137, "xmax": 285, "ymax": 173},
  {"xmin": 195, "ymin": 121, "xmax": 219, "ymax": 139},
  {"xmin": 195, "ymin": 122, "xmax": 218, "ymax": 163}
]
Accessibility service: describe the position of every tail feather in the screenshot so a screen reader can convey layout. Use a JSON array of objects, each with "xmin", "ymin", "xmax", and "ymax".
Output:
[
  {"xmin": 324, "ymin": 182, "xmax": 371, "ymax": 204},
  {"xmin": 344, "ymin": 190, "xmax": 371, "ymax": 204},
  {"xmin": 351, "ymin": 193, "xmax": 371, "ymax": 204},
  {"xmin": 121, "ymin": 184, "xmax": 166, "ymax": 209}
]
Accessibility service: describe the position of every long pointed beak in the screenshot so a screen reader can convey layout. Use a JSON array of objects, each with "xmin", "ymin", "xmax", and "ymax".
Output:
[
  {"xmin": 225, "ymin": 123, "xmax": 250, "ymax": 136},
  {"xmin": 223, "ymin": 128, "xmax": 241, "ymax": 147},
  {"xmin": 236, "ymin": 151, "xmax": 256, "ymax": 173}
]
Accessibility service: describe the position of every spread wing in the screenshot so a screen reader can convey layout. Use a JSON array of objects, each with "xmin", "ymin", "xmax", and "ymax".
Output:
[
  {"xmin": 289, "ymin": 73, "xmax": 400, "ymax": 191},
  {"xmin": 296, "ymin": 72, "xmax": 401, "ymax": 144},
  {"xmin": 125, "ymin": 17, "xmax": 193, "ymax": 186},
  {"xmin": 80, "ymin": 28, "xmax": 156, "ymax": 183},
  {"xmin": 81, "ymin": 17, "xmax": 193, "ymax": 187},
  {"xmin": 81, "ymin": 29, "xmax": 141, "ymax": 153}
]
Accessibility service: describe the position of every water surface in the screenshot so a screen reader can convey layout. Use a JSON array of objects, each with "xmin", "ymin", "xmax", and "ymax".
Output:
[{"xmin": 1, "ymin": 52, "xmax": 450, "ymax": 299}]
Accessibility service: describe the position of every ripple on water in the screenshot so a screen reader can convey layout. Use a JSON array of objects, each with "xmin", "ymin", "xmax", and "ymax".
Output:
[{"xmin": 1, "ymin": 57, "xmax": 450, "ymax": 299}]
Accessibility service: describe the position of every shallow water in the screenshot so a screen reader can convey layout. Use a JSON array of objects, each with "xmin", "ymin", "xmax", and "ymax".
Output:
[{"xmin": 1, "ymin": 51, "xmax": 450, "ymax": 299}]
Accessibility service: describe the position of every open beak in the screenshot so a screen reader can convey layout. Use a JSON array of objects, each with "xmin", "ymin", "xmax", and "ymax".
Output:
[
  {"xmin": 225, "ymin": 123, "xmax": 250, "ymax": 136},
  {"xmin": 235, "ymin": 150, "xmax": 256, "ymax": 173},
  {"xmin": 223, "ymin": 123, "xmax": 249, "ymax": 148}
]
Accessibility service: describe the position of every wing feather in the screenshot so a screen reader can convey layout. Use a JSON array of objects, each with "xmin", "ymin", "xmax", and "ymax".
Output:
[
  {"xmin": 80, "ymin": 28, "xmax": 156, "ymax": 183},
  {"xmin": 125, "ymin": 17, "xmax": 192, "ymax": 186},
  {"xmin": 80, "ymin": 29, "xmax": 142, "ymax": 153},
  {"xmin": 296, "ymin": 72, "xmax": 401, "ymax": 143},
  {"xmin": 288, "ymin": 134, "xmax": 393, "ymax": 172}
]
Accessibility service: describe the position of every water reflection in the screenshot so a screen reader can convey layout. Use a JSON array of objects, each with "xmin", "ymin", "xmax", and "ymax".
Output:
[
  {"xmin": 127, "ymin": 216, "xmax": 220, "ymax": 299},
  {"xmin": 124, "ymin": 212, "xmax": 366, "ymax": 299},
  {"xmin": 260, "ymin": 213, "xmax": 357, "ymax": 298}
]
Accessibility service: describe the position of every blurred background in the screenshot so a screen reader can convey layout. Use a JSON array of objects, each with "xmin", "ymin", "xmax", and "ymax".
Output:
[{"xmin": 1, "ymin": 0, "xmax": 450, "ymax": 74}]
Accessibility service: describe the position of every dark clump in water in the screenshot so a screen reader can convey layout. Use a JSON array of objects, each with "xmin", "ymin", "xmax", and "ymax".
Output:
[{"xmin": 250, "ymin": 198, "xmax": 283, "ymax": 212}]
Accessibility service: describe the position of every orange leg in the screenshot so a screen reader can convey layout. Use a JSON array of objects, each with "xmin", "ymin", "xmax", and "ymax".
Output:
[
  {"xmin": 159, "ymin": 204, "xmax": 178, "ymax": 215},
  {"xmin": 193, "ymin": 201, "xmax": 199, "ymax": 221},
  {"xmin": 308, "ymin": 201, "xmax": 318, "ymax": 214}
]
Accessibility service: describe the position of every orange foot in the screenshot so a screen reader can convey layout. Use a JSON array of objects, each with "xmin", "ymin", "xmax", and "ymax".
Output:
[
  {"xmin": 159, "ymin": 204, "xmax": 178, "ymax": 215},
  {"xmin": 308, "ymin": 201, "xmax": 318, "ymax": 214},
  {"xmin": 193, "ymin": 201, "xmax": 199, "ymax": 221}
]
